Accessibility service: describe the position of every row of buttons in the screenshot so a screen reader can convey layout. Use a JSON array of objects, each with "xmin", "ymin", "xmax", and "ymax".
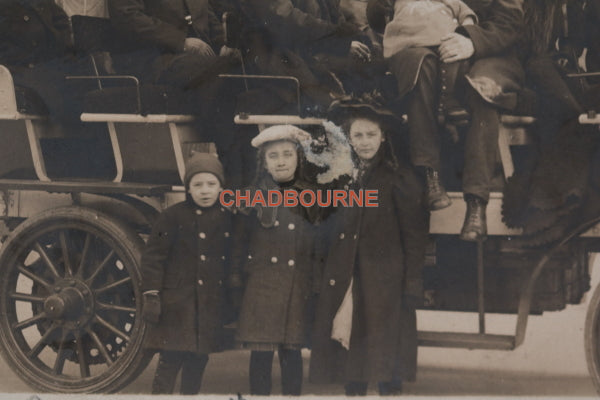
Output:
[
  {"xmin": 198, "ymin": 232, "xmax": 230, "ymax": 238},
  {"xmin": 195, "ymin": 208, "xmax": 226, "ymax": 215},
  {"xmin": 246, "ymin": 254, "xmax": 295, "ymax": 266},
  {"xmin": 197, "ymin": 279, "xmax": 223, "ymax": 286},
  {"xmin": 339, "ymin": 233, "xmax": 359, "ymax": 240},
  {"xmin": 200, "ymin": 255, "xmax": 227, "ymax": 261},
  {"xmin": 273, "ymin": 221, "xmax": 296, "ymax": 230}
]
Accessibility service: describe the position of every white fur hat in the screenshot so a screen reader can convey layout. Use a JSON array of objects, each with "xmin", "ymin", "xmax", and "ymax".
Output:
[{"xmin": 250, "ymin": 125, "xmax": 312, "ymax": 148}]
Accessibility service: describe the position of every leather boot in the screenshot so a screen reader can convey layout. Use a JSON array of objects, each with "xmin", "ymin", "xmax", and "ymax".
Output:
[
  {"xmin": 460, "ymin": 195, "xmax": 487, "ymax": 241},
  {"xmin": 425, "ymin": 167, "xmax": 452, "ymax": 211}
]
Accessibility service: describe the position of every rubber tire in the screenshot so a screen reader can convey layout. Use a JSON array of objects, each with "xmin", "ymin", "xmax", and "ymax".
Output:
[{"xmin": 0, "ymin": 206, "xmax": 151, "ymax": 393}]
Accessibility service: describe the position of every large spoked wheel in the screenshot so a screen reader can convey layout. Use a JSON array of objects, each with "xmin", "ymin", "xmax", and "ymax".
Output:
[
  {"xmin": 585, "ymin": 278, "xmax": 600, "ymax": 394},
  {"xmin": 0, "ymin": 207, "xmax": 151, "ymax": 393}
]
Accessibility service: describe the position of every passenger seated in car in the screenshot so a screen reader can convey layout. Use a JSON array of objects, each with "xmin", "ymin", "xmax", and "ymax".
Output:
[
  {"xmin": 240, "ymin": 0, "xmax": 383, "ymax": 115},
  {"xmin": 107, "ymin": 0, "xmax": 240, "ymax": 132},
  {"xmin": 0, "ymin": 0, "xmax": 80, "ymax": 125},
  {"xmin": 371, "ymin": 0, "xmax": 476, "ymax": 124}
]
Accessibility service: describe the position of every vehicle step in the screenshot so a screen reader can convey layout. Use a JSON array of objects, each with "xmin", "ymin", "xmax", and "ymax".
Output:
[{"xmin": 418, "ymin": 331, "xmax": 516, "ymax": 350}]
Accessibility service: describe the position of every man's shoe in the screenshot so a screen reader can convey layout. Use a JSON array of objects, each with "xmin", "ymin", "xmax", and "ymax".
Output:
[
  {"xmin": 425, "ymin": 168, "xmax": 452, "ymax": 211},
  {"xmin": 460, "ymin": 195, "xmax": 487, "ymax": 241}
]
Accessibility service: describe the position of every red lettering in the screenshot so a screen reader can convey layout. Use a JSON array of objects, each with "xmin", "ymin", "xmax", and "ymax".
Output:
[
  {"xmin": 236, "ymin": 190, "xmax": 251, "ymax": 208},
  {"xmin": 365, "ymin": 190, "xmax": 378, "ymax": 207},
  {"xmin": 251, "ymin": 190, "xmax": 266, "ymax": 207},
  {"xmin": 333, "ymin": 190, "xmax": 349, "ymax": 207},
  {"xmin": 220, "ymin": 190, "xmax": 234, "ymax": 207},
  {"xmin": 268, "ymin": 190, "xmax": 282, "ymax": 207},
  {"xmin": 284, "ymin": 190, "xmax": 298, "ymax": 207},
  {"xmin": 317, "ymin": 190, "xmax": 332, "ymax": 207},
  {"xmin": 299, "ymin": 190, "xmax": 316, "ymax": 207},
  {"xmin": 348, "ymin": 189, "xmax": 363, "ymax": 207}
]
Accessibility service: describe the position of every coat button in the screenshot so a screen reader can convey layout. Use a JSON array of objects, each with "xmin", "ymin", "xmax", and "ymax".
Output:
[
  {"xmin": 329, "ymin": 279, "xmax": 336, "ymax": 286},
  {"xmin": 248, "ymin": 254, "xmax": 252, "ymax": 260},
  {"xmin": 196, "ymin": 209, "xmax": 203, "ymax": 215},
  {"xmin": 288, "ymin": 223, "xmax": 295, "ymax": 230},
  {"xmin": 353, "ymin": 234, "xmax": 358, "ymax": 240},
  {"xmin": 224, "ymin": 232, "xmax": 230, "ymax": 237},
  {"xmin": 200, "ymin": 255, "xmax": 206, "ymax": 261},
  {"xmin": 339, "ymin": 233, "xmax": 345, "ymax": 239},
  {"xmin": 222, "ymin": 255, "xmax": 226, "ymax": 260},
  {"xmin": 274, "ymin": 220, "xmax": 280, "ymax": 227},
  {"xmin": 199, "ymin": 232, "xmax": 206, "ymax": 239},
  {"xmin": 24, "ymin": 15, "xmax": 30, "ymax": 21},
  {"xmin": 271, "ymin": 256, "xmax": 278, "ymax": 263},
  {"xmin": 288, "ymin": 259, "xmax": 295, "ymax": 267},
  {"xmin": 218, "ymin": 280, "xmax": 223, "ymax": 285},
  {"xmin": 198, "ymin": 279, "xmax": 204, "ymax": 285}
]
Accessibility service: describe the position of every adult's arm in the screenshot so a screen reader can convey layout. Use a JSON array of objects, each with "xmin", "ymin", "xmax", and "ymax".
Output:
[
  {"xmin": 108, "ymin": 0, "xmax": 186, "ymax": 53},
  {"xmin": 244, "ymin": 0, "xmax": 339, "ymax": 46},
  {"xmin": 457, "ymin": 0, "xmax": 524, "ymax": 59}
]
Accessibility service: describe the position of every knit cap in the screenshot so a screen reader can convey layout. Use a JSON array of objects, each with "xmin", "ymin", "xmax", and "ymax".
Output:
[{"xmin": 184, "ymin": 152, "xmax": 225, "ymax": 187}]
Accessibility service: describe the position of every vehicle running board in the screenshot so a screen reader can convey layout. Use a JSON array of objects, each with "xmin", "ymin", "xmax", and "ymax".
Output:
[{"xmin": 418, "ymin": 331, "xmax": 516, "ymax": 350}]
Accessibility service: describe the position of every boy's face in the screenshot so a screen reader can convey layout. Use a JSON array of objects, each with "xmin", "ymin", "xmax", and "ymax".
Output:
[
  {"xmin": 348, "ymin": 118, "xmax": 384, "ymax": 161},
  {"xmin": 188, "ymin": 173, "xmax": 222, "ymax": 208},
  {"xmin": 264, "ymin": 140, "xmax": 298, "ymax": 183}
]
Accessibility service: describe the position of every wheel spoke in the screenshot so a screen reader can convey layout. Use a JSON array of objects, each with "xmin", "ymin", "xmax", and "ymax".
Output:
[
  {"xmin": 76, "ymin": 233, "xmax": 92, "ymax": 278},
  {"xmin": 86, "ymin": 328, "xmax": 114, "ymax": 366},
  {"xmin": 52, "ymin": 330, "xmax": 67, "ymax": 375},
  {"xmin": 75, "ymin": 332, "xmax": 90, "ymax": 378},
  {"xmin": 27, "ymin": 323, "xmax": 58, "ymax": 359},
  {"xmin": 94, "ymin": 314, "xmax": 131, "ymax": 342},
  {"xmin": 13, "ymin": 312, "xmax": 47, "ymax": 330},
  {"xmin": 94, "ymin": 277, "xmax": 132, "ymax": 295},
  {"xmin": 59, "ymin": 230, "xmax": 73, "ymax": 277},
  {"xmin": 34, "ymin": 242, "xmax": 61, "ymax": 279},
  {"xmin": 85, "ymin": 250, "xmax": 115, "ymax": 285},
  {"xmin": 97, "ymin": 302, "xmax": 136, "ymax": 313},
  {"xmin": 9, "ymin": 292, "xmax": 45, "ymax": 303},
  {"xmin": 17, "ymin": 265, "xmax": 52, "ymax": 289}
]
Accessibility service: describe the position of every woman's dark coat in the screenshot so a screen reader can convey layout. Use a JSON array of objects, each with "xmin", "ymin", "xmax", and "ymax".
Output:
[
  {"xmin": 309, "ymin": 158, "xmax": 429, "ymax": 383},
  {"xmin": 141, "ymin": 201, "xmax": 234, "ymax": 353},
  {"xmin": 232, "ymin": 177, "xmax": 320, "ymax": 347},
  {"xmin": 383, "ymin": 0, "xmax": 525, "ymax": 110}
]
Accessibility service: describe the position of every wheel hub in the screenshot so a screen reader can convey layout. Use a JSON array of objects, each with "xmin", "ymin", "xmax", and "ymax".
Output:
[{"xmin": 45, "ymin": 279, "xmax": 95, "ymax": 329}]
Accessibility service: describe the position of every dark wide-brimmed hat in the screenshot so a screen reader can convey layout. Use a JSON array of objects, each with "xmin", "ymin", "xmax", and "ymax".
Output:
[{"xmin": 327, "ymin": 91, "xmax": 401, "ymax": 130}]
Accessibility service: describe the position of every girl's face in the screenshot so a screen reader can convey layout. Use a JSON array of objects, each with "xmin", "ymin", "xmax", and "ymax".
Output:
[
  {"xmin": 348, "ymin": 118, "xmax": 384, "ymax": 161},
  {"xmin": 188, "ymin": 172, "xmax": 222, "ymax": 207},
  {"xmin": 263, "ymin": 140, "xmax": 298, "ymax": 183}
]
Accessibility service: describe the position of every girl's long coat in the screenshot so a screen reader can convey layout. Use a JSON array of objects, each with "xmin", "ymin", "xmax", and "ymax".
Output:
[
  {"xmin": 385, "ymin": 0, "xmax": 525, "ymax": 109},
  {"xmin": 141, "ymin": 201, "xmax": 233, "ymax": 353},
  {"xmin": 309, "ymin": 159, "xmax": 429, "ymax": 383},
  {"xmin": 232, "ymin": 178, "xmax": 320, "ymax": 347}
]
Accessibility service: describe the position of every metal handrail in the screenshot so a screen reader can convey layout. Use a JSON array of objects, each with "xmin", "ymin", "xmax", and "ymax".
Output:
[
  {"xmin": 219, "ymin": 74, "xmax": 302, "ymax": 116},
  {"xmin": 65, "ymin": 75, "xmax": 143, "ymax": 115}
]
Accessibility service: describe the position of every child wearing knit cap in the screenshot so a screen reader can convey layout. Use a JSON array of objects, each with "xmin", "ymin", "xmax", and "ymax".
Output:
[{"xmin": 140, "ymin": 152, "xmax": 240, "ymax": 394}]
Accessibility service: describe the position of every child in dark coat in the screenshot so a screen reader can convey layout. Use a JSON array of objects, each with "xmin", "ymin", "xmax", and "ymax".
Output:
[
  {"xmin": 231, "ymin": 125, "xmax": 321, "ymax": 396},
  {"xmin": 141, "ymin": 153, "xmax": 239, "ymax": 394},
  {"xmin": 310, "ymin": 104, "xmax": 429, "ymax": 395}
]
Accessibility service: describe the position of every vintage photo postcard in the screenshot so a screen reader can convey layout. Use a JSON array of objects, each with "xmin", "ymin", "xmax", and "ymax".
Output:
[{"xmin": 0, "ymin": 0, "xmax": 599, "ymax": 398}]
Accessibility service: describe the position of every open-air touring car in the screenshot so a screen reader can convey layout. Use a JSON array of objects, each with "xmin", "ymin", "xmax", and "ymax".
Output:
[{"xmin": 0, "ymin": 12, "xmax": 599, "ymax": 395}]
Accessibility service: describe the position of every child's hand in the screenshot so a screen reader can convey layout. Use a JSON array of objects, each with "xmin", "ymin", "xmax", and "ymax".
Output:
[{"xmin": 142, "ymin": 291, "xmax": 161, "ymax": 324}]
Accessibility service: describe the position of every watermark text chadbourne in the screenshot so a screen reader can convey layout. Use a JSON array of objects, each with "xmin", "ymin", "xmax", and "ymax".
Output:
[{"xmin": 220, "ymin": 189, "xmax": 379, "ymax": 208}]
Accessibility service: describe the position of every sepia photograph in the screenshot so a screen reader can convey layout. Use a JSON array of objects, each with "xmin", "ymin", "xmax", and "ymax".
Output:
[{"xmin": 0, "ymin": 0, "xmax": 599, "ymax": 398}]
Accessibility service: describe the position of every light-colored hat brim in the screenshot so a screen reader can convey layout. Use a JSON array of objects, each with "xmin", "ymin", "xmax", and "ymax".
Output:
[{"xmin": 251, "ymin": 125, "xmax": 312, "ymax": 148}]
